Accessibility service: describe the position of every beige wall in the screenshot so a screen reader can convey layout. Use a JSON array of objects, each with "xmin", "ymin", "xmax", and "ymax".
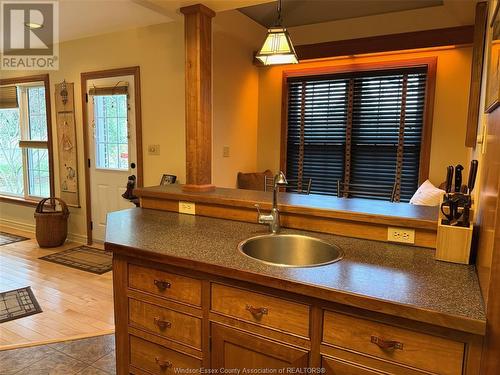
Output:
[
  {"xmin": 256, "ymin": 47, "xmax": 473, "ymax": 187},
  {"xmin": 0, "ymin": 21, "xmax": 186, "ymax": 240},
  {"xmin": 288, "ymin": 1, "xmax": 476, "ymax": 45},
  {"xmin": 0, "ymin": 4, "xmax": 477, "ymax": 240},
  {"xmin": 0, "ymin": 10, "xmax": 265, "ymax": 241},
  {"xmin": 213, "ymin": 10, "xmax": 264, "ymax": 187}
]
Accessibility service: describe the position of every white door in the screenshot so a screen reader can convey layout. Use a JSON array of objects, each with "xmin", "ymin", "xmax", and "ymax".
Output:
[{"xmin": 87, "ymin": 75, "xmax": 137, "ymax": 242}]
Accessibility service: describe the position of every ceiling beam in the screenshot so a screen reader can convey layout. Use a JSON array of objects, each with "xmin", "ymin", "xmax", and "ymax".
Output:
[{"xmin": 293, "ymin": 26, "xmax": 475, "ymax": 61}]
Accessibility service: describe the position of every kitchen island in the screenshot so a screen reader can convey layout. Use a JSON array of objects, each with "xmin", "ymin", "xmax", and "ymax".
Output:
[{"xmin": 106, "ymin": 208, "xmax": 485, "ymax": 374}]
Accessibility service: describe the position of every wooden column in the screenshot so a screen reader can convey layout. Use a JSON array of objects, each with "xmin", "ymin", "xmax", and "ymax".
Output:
[{"xmin": 180, "ymin": 4, "xmax": 216, "ymax": 192}]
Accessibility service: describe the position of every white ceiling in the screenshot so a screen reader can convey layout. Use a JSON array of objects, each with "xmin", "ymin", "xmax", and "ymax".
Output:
[
  {"xmin": 58, "ymin": 0, "xmax": 170, "ymax": 42},
  {"xmin": 56, "ymin": 0, "xmax": 478, "ymax": 44},
  {"xmin": 58, "ymin": 0, "xmax": 271, "ymax": 43}
]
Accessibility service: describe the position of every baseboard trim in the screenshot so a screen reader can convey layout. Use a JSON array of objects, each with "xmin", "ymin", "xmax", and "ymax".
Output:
[{"xmin": 0, "ymin": 218, "xmax": 87, "ymax": 244}]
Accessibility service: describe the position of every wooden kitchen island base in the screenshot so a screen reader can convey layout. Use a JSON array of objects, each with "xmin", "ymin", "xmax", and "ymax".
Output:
[{"xmin": 111, "ymin": 254, "xmax": 482, "ymax": 375}]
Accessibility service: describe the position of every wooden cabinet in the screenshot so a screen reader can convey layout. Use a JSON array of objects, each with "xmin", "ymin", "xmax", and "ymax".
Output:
[
  {"xmin": 211, "ymin": 324, "xmax": 309, "ymax": 368},
  {"xmin": 128, "ymin": 264, "xmax": 202, "ymax": 306},
  {"xmin": 128, "ymin": 298, "xmax": 202, "ymax": 349},
  {"xmin": 130, "ymin": 335, "xmax": 201, "ymax": 374},
  {"xmin": 211, "ymin": 283, "xmax": 310, "ymax": 337},
  {"xmin": 112, "ymin": 255, "xmax": 479, "ymax": 375},
  {"xmin": 323, "ymin": 311, "xmax": 464, "ymax": 375}
]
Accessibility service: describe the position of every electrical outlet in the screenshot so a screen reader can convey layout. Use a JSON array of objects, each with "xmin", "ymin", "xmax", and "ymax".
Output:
[
  {"xmin": 387, "ymin": 227, "xmax": 415, "ymax": 244},
  {"xmin": 148, "ymin": 144, "xmax": 160, "ymax": 155},
  {"xmin": 223, "ymin": 145, "xmax": 230, "ymax": 158},
  {"xmin": 179, "ymin": 201, "xmax": 195, "ymax": 215}
]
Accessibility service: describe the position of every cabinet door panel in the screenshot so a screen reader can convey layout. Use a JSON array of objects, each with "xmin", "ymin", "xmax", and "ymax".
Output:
[{"xmin": 211, "ymin": 324, "xmax": 309, "ymax": 369}]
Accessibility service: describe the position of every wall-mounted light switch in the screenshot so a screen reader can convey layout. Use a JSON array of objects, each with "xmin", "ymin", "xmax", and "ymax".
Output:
[
  {"xmin": 148, "ymin": 144, "xmax": 160, "ymax": 155},
  {"xmin": 223, "ymin": 145, "xmax": 230, "ymax": 158}
]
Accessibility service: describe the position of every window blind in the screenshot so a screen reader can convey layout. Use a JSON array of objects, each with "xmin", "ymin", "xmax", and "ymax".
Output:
[{"xmin": 285, "ymin": 67, "xmax": 427, "ymax": 202}]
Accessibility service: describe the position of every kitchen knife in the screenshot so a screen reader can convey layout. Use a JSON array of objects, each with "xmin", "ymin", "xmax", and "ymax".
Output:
[
  {"xmin": 468, "ymin": 160, "xmax": 479, "ymax": 194},
  {"xmin": 454, "ymin": 164, "xmax": 464, "ymax": 193},
  {"xmin": 445, "ymin": 165, "xmax": 454, "ymax": 193}
]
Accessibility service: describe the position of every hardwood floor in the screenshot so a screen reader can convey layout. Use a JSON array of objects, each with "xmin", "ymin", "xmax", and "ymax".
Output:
[{"xmin": 0, "ymin": 226, "xmax": 114, "ymax": 350}]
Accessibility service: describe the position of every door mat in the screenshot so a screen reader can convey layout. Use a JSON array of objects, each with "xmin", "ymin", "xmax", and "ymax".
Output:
[
  {"xmin": 0, "ymin": 286, "xmax": 43, "ymax": 323},
  {"xmin": 0, "ymin": 232, "xmax": 29, "ymax": 246},
  {"xmin": 39, "ymin": 246, "xmax": 112, "ymax": 275}
]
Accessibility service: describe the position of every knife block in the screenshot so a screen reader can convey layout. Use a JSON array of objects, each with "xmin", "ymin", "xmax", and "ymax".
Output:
[
  {"xmin": 435, "ymin": 195, "xmax": 473, "ymax": 264},
  {"xmin": 435, "ymin": 222, "xmax": 473, "ymax": 264}
]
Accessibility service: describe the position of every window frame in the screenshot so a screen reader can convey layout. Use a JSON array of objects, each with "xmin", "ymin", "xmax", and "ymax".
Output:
[
  {"xmin": 0, "ymin": 74, "xmax": 54, "ymax": 206},
  {"xmin": 280, "ymin": 57, "xmax": 437, "ymax": 191}
]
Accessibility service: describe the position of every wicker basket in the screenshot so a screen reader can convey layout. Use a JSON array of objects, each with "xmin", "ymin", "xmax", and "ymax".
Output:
[{"xmin": 34, "ymin": 198, "xmax": 70, "ymax": 248}]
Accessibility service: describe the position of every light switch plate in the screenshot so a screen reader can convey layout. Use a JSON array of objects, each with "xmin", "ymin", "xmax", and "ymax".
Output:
[
  {"xmin": 148, "ymin": 144, "xmax": 160, "ymax": 155},
  {"xmin": 179, "ymin": 201, "xmax": 195, "ymax": 215},
  {"xmin": 223, "ymin": 145, "xmax": 230, "ymax": 158},
  {"xmin": 387, "ymin": 227, "xmax": 415, "ymax": 244}
]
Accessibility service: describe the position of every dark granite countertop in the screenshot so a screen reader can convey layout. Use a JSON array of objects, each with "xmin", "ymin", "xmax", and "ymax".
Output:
[{"xmin": 105, "ymin": 208, "xmax": 485, "ymax": 335}]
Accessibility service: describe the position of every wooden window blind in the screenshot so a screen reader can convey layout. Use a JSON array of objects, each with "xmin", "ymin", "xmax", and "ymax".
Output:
[{"xmin": 285, "ymin": 67, "xmax": 427, "ymax": 202}]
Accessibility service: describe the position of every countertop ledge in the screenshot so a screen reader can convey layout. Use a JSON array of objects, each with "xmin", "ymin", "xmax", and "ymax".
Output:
[
  {"xmin": 134, "ymin": 185, "xmax": 439, "ymax": 230},
  {"xmin": 105, "ymin": 208, "xmax": 485, "ymax": 335}
]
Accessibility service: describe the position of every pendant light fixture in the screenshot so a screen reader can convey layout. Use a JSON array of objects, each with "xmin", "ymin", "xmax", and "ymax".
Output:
[{"xmin": 256, "ymin": 0, "xmax": 298, "ymax": 65}]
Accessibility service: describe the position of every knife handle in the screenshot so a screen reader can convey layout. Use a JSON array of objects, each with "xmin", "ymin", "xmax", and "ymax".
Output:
[
  {"xmin": 445, "ymin": 166, "xmax": 454, "ymax": 193},
  {"xmin": 455, "ymin": 165, "xmax": 464, "ymax": 193},
  {"xmin": 468, "ymin": 160, "xmax": 478, "ymax": 194}
]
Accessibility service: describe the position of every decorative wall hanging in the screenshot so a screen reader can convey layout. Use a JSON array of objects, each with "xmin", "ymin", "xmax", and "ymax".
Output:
[{"xmin": 55, "ymin": 81, "xmax": 80, "ymax": 207}]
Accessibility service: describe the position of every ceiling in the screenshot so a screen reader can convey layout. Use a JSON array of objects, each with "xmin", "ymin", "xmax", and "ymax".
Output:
[
  {"xmin": 238, "ymin": 0, "xmax": 445, "ymax": 28},
  {"xmin": 58, "ymin": 0, "xmax": 270, "ymax": 43},
  {"xmin": 58, "ymin": 0, "xmax": 171, "ymax": 42}
]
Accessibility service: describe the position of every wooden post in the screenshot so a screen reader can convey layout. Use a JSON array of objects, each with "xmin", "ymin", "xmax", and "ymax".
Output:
[{"xmin": 180, "ymin": 4, "xmax": 216, "ymax": 192}]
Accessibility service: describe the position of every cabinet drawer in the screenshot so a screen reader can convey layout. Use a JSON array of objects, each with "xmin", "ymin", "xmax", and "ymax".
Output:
[
  {"xmin": 323, "ymin": 311, "xmax": 464, "ymax": 375},
  {"xmin": 128, "ymin": 264, "xmax": 201, "ymax": 306},
  {"xmin": 322, "ymin": 356, "xmax": 383, "ymax": 375},
  {"xmin": 211, "ymin": 283, "xmax": 310, "ymax": 337},
  {"xmin": 130, "ymin": 335, "xmax": 201, "ymax": 374},
  {"xmin": 129, "ymin": 298, "xmax": 202, "ymax": 349}
]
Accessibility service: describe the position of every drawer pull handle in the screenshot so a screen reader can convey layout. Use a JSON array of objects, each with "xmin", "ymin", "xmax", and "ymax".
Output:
[
  {"xmin": 155, "ymin": 357, "xmax": 173, "ymax": 370},
  {"xmin": 154, "ymin": 279, "xmax": 171, "ymax": 291},
  {"xmin": 154, "ymin": 317, "xmax": 172, "ymax": 330},
  {"xmin": 246, "ymin": 304, "xmax": 268, "ymax": 318},
  {"xmin": 371, "ymin": 335, "xmax": 404, "ymax": 350}
]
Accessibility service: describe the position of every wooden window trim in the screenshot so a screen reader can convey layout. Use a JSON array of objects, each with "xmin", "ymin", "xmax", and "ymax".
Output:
[
  {"xmin": 279, "ymin": 57, "xmax": 437, "ymax": 186},
  {"xmin": 0, "ymin": 74, "xmax": 55, "ymax": 205}
]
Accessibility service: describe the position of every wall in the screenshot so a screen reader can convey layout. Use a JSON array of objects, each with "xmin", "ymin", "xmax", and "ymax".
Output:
[
  {"xmin": 288, "ymin": 1, "xmax": 476, "ymax": 45},
  {"xmin": 256, "ymin": 46, "xmax": 473, "ymax": 187},
  {"xmin": 0, "ymin": 10, "xmax": 266, "ymax": 241},
  {"xmin": 0, "ymin": 21, "xmax": 186, "ymax": 241},
  {"xmin": 212, "ymin": 10, "xmax": 264, "ymax": 187}
]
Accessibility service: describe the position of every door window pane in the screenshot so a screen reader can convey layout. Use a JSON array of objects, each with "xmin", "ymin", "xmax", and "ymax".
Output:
[
  {"xmin": 0, "ymin": 108, "xmax": 23, "ymax": 196},
  {"xmin": 94, "ymin": 94, "xmax": 128, "ymax": 170},
  {"xmin": 27, "ymin": 148, "xmax": 50, "ymax": 197}
]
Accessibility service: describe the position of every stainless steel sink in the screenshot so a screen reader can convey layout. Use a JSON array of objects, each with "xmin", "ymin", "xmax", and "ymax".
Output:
[{"xmin": 238, "ymin": 234, "xmax": 343, "ymax": 267}]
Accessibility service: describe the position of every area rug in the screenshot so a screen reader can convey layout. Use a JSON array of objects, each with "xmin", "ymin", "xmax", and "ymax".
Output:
[
  {"xmin": 0, "ymin": 231, "xmax": 29, "ymax": 246},
  {"xmin": 39, "ymin": 246, "xmax": 112, "ymax": 275},
  {"xmin": 0, "ymin": 286, "xmax": 43, "ymax": 323}
]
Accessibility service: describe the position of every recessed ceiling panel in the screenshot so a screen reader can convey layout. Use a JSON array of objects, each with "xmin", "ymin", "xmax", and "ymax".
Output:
[{"xmin": 239, "ymin": 0, "xmax": 444, "ymax": 28}]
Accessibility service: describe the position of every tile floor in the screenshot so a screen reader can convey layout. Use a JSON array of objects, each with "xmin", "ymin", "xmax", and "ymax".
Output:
[{"xmin": 0, "ymin": 334, "xmax": 116, "ymax": 375}]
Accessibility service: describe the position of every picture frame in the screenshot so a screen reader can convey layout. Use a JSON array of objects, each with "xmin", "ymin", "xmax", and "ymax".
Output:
[
  {"xmin": 160, "ymin": 174, "xmax": 177, "ymax": 185},
  {"xmin": 485, "ymin": 1, "xmax": 500, "ymax": 113}
]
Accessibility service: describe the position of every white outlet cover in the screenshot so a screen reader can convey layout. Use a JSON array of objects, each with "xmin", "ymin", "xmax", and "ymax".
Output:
[
  {"xmin": 387, "ymin": 226, "xmax": 415, "ymax": 244},
  {"xmin": 179, "ymin": 201, "xmax": 195, "ymax": 215}
]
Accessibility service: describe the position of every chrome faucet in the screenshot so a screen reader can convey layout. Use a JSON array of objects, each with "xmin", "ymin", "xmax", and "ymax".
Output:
[{"xmin": 255, "ymin": 171, "xmax": 288, "ymax": 234}]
